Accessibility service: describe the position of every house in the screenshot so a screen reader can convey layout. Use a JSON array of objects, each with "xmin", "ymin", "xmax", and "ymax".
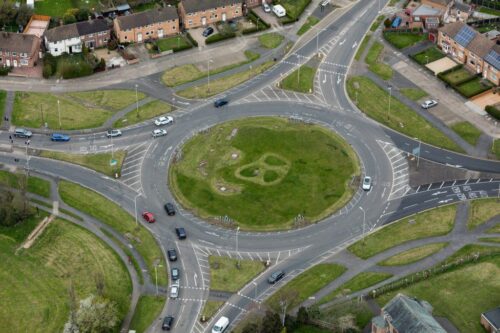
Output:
[
  {"xmin": 421, "ymin": 0, "xmax": 453, "ymax": 12},
  {"xmin": 23, "ymin": 14, "xmax": 50, "ymax": 38},
  {"xmin": 371, "ymin": 294, "xmax": 446, "ymax": 333},
  {"xmin": 410, "ymin": 4, "xmax": 443, "ymax": 28},
  {"xmin": 482, "ymin": 307, "xmax": 500, "ymax": 333},
  {"xmin": 179, "ymin": 0, "xmax": 243, "ymax": 29},
  {"xmin": 45, "ymin": 19, "xmax": 111, "ymax": 56},
  {"xmin": 0, "ymin": 32, "xmax": 41, "ymax": 68},
  {"xmin": 113, "ymin": 7, "xmax": 179, "ymax": 43},
  {"xmin": 447, "ymin": 1, "xmax": 472, "ymax": 23},
  {"xmin": 244, "ymin": 0, "xmax": 263, "ymax": 8},
  {"xmin": 438, "ymin": 21, "xmax": 500, "ymax": 84}
]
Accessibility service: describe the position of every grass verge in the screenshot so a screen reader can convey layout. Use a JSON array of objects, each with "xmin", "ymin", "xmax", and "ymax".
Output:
[
  {"xmin": 365, "ymin": 42, "xmax": 393, "ymax": 80},
  {"xmin": 259, "ymin": 33, "xmax": 284, "ymax": 49},
  {"xmin": 129, "ymin": 295, "xmax": 166, "ymax": 333},
  {"xmin": 266, "ymin": 263, "xmax": 346, "ymax": 310},
  {"xmin": 0, "ymin": 90, "xmax": 5, "ymax": 120},
  {"xmin": 113, "ymin": 100, "xmax": 174, "ymax": 128},
  {"xmin": 467, "ymin": 198, "xmax": 500, "ymax": 230},
  {"xmin": 297, "ymin": 16, "xmax": 320, "ymax": 35},
  {"xmin": 0, "ymin": 170, "xmax": 51, "ymax": 198},
  {"xmin": 39, "ymin": 150, "xmax": 126, "ymax": 177},
  {"xmin": 58, "ymin": 181, "xmax": 167, "ymax": 286},
  {"xmin": 280, "ymin": 65, "xmax": 316, "ymax": 93},
  {"xmin": 451, "ymin": 121, "xmax": 482, "ymax": 146},
  {"xmin": 383, "ymin": 32, "xmax": 428, "ymax": 49},
  {"xmin": 347, "ymin": 76, "xmax": 463, "ymax": 152},
  {"xmin": 209, "ymin": 256, "xmax": 265, "ymax": 292},
  {"xmin": 370, "ymin": 15, "xmax": 385, "ymax": 32},
  {"xmin": 201, "ymin": 300, "xmax": 224, "ymax": 321},
  {"xmin": 355, "ymin": 35, "xmax": 371, "ymax": 61},
  {"xmin": 493, "ymin": 139, "xmax": 500, "ymax": 159},
  {"xmin": 348, "ymin": 204, "xmax": 456, "ymax": 259},
  {"xmin": 378, "ymin": 243, "xmax": 448, "ymax": 266},
  {"xmin": 400, "ymin": 87, "xmax": 428, "ymax": 101}
]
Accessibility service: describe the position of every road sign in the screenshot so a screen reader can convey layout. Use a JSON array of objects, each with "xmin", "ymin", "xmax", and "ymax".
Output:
[
  {"xmin": 412, "ymin": 147, "xmax": 420, "ymax": 156},
  {"xmin": 110, "ymin": 159, "xmax": 117, "ymax": 166}
]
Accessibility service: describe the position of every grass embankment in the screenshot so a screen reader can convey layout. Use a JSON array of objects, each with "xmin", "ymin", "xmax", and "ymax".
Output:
[
  {"xmin": 176, "ymin": 61, "xmax": 275, "ymax": 99},
  {"xmin": 355, "ymin": 35, "xmax": 371, "ymax": 61},
  {"xmin": 370, "ymin": 15, "xmax": 385, "ymax": 32},
  {"xmin": 348, "ymin": 205, "xmax": 457, "ymax": 259},
  {"xmin": 58, "ymin": 181, "xmax": 167, "ymax": 286},
  {"xmin": 347, "ymin": 76, "xmax": 464, "ymax": 152},
  {"xmin": 378, "ymin": 243, "xmax": 448, "ymax": 266},
  {"xmin": 170, "ymin": 117, "xmax": 359, "ymax": 230},
  {"xmin": 40, "ymin": 150, "xmax": 126, "ymax": 177},
  {"xmin": 297, "ymin": 16, "xmax": 320, "ymax": 35},
  {"xmin": 365, "ymin": 42, "xmax": 393, "ymax": 80},
  {"xmin": 0, "ymin": 216, "xmax": 131, "ymax": 332},
  {"xmin": 266, "ymin": 264, "xmax": 346, "ymax": 310},
  {"xmin": 400, "ymin": 88, "xmax": 428, "ymax": 101},
  {"xmin": 493, "ymin": 139, "xmax": 500, "ymax": 159},
  {"xmin": 319, "ymin": 272, "xmax": 392, "ymax": 304},
  {"xmin": 0, "ymin": 170, "xmax": 51, "ymax": 198},
  {"xmin": 162, "ymin": 50, "xmax": 260, "ymax": 87},
  {"xmin": 451, "ymin": 121, "xmax": 482, "ymax": 146},
  {"xmin": 113, "ymin": 100, "xmax": 174, "ymax": 128},
  {"xmin": 201, "ymin": 301, "xmax": 224, "ymax": 321},
  {"xmin": 129, "ymin": 295, "xmax": 166, "ymax": 333},
  {"xmin": 259, "ymin": 33, "xmax": 284, "ymax": 49},
  {"xmin": 209, "ymin": 256, "xmax": 265, "ymax": 292},
  {"xmin": 281, "ymin": 65, "xmax": 316, "ymax": 93},
  {"xmin": 467, "ymin": 198, "xmax": 500, "ymax": 229},
  {"xmin": 12, "ymin": 90, "xmax": 145, "ymax": 130},
  {"xmin": 383, "ymin": 32, "xmax": 428, "ymax": 49}
]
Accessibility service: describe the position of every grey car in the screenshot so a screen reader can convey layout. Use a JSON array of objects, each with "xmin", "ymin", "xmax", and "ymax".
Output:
[{"xmin": 14, "ymin": 128, "xmax": 32, "ymax": 138}]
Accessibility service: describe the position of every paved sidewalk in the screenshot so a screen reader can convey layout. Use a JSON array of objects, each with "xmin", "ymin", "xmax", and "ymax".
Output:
[{"xmin": 1, "ymin": 91, "xmax": 14, "ymax": 130}]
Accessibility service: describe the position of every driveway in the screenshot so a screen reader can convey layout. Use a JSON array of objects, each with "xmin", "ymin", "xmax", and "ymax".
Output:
[
  {"xmin": 426, "ymin": 57, "xmax": 458, "ymax": 75},
  {"xmin": 471, "ymin": 90, "xmax": 500, "ymax": 110},
  {"xmin": 189, "ymin": 26, "xmax": 215, "ymax": 48},
  {"xmin": 253, "ymin": 7, "xmax": 281, "ymax": 28}
]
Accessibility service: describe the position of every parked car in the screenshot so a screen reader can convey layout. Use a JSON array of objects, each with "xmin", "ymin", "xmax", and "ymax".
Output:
[
  {"xmin": 170, "ymin": 284, "xmax": 179, "ymax": 299},
  {"xmin": 154, "ymin": 116, "xmax": 174, "ymax": 126},
  {"xmin": 152, "ymin": 129, "xmax": 168, "ymax": 138},
  {"xmin": 268, "ymin": 270, "xmax": 285, "ymax": 284},
  {"xmin": 263, "ymin": 3, "xmax": 271, "ymax": 12},
  {"xmin": 142, "ymin": 211, "xmax": 155, "ymax": 223},
  {"xmin": 214, "ymin": 99, "xmax": 228, "ymax": 108},
  {"xmin": 202, "ymin": 26, "xmax": 214, "ymax": 37},
  {"xmin": 51, "ymin": 133, "xmax": 71, "ymax": 142},
  {"xmin": 162, "ymin": 316, "xmax": 174, "ymax": 331},
  {"xmin": 106, "ymin": 129, "xmax": 122, "ymax": 138},
  {"xmin": 362, "ymin": 176, "xmax": 372, "ymax": 191},
  {"xmin": 176, "ymin": 227, "xmax": 187, "ymax": 240},
  {"xmin": 421, "ymin": 100, "xmax": 438, "ymax": 109},
  {"xmin": 14, "ymin": 128, "xmax": 32, "ymax": 138},
  {"xmin": 167, "ymin": 248, "xmax": 177, "ymax": 261},
  {"xmin": 171, "ymin": 267, "xmax": 180, "ymax": 280},
  {"xmin": 164, "ymin": 203, "xmax": 176, "ymax": 216}
]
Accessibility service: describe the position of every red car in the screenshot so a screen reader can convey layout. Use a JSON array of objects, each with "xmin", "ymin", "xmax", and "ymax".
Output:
[{"xmin": 142, "ymin": 211, "xmax": 155, "ymax": 223}]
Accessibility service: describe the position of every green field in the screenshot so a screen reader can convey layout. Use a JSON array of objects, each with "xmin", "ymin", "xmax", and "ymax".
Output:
[
  {"xmin": 0, "ymin": 170, "xmax": 51, "ymax": 198},
  {"xmin": 12, "ymin": 91, "xmax": 145, "ymax": 130},
  {"xmin": 259, "ymin": 33, "xmax": 284, "ymax": 49},
  {"xmin": 266, "ymin": 263, "xmax": 346, "ymax": 310},
  {"xmin": 400, "ymin": 87, "xmax": 428, "ymax": 101},
  {"xmin": 281, "ymin": 65, "xmax": 316, "ymax": 93},
  {"xmin": 170, "ymin": 117, "xmax": 359, "ymax": 230},
  {"xmin": 468, "ymin": 198, "xmax": 500, "ymax": 229},
  {"xmin": 411, "ymin": 47, "xmax": 445, "ymax": 65},
  {"xmin": 347, "ymin": 76, "xmax": 463, "ymax": 152},
  {"xmin": 0, "ymin": 217, "xmax": 131, "ymax": 333},
  {"xmin": 319, "ymin": 272, "xmax": 392, "ymax": 304},
  {"xmin": 209, "ymin": 256, "xmax": 266, "ymax": 292},
  {"xmin": 297, "ymin": 15, "xmax": 320, "ymax": 35},
  {"xmin": 383, "ymin": 32, "xmax": 428, "ymax": 49},
  {"xmin": 40, "ymin": 150, "xmax": 126, "ymax": 177},
  {"xmin": 114, "ymin": 100, "xmax": 174, "ymax": 128},
  {"xmin": 58, "ymin": 181, "xmax": 167, "ymax": 286},
  {"xmin": 451, "ymin": 121, "xmax": 482, "ymax": 146},
  {"xmin": 348, "ymin": 205, "xmax": 456, "ymax": 259},
  {"xmin": 378, "ymin": 243, "xmax": 448, "ymax": 266},
  {"xmin": 129, "ymin": 296, "xmax": 165, "ymax": 333},
  {"xmin": 365, "ymin": 42, "xmax": 393, "ymax": 80},
  {"xmin": 35, "ymin": 0, "xmax": 101, "ymax": 17},
  {"xmin": 377, "ymin": 256, "xmax": 500, "ymax": 333}
]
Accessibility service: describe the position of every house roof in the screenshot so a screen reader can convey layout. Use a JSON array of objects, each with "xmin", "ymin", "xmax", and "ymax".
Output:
[
  {"xmin": 454, "ymin": 1, "xmax": 471, "ymax": 12},
  {"xmin": 116, "ymin": 7, "xmax": 178, "ymax": 30},
  {"xmin": 426, "ymin": 17, "xmax": 440, "ymax": 24},
  {"xmin": 181, "ymin": 0, "xmax": 242, "ymax": 14},
  {"xmin": 482, "ymin": 307, "xmax": 500, "ymax": 329},
  {"xmin": 483, "ymin": 30, "xmax": 500, "ymax": 40},
  {"xmin": 0, "ymin": 32, "xmax": 40, "ymax": 54},
  {"xmin": 426, "ymin": 0, "xmax": 452, "ymax": 6},
  {"xmin": 413, "ymin": 4, "xmax": 442, "ymax": 16},
  {"xmin": 383, "ymin": 294, "xmax": 447, "ymax": 333},
  {"xmin": 438, "ymin": 21, "xmax": 465, "ymax": 37},
  {"xmin": 467, "ymin": 33, "xmax": 495, "ymax": 58},
  {"xmin": 45, "ymin": 19, "xmax": 109, "ymax": 42}
]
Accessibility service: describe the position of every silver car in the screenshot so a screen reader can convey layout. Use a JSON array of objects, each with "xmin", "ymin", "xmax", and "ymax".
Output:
[
  {"xmin": 362, "ymin": 176, "xmax": 372, "ymax": 191},
  {"xmin": 152, "ymin": 129, "xmax": 167, "ymax": 138},
  {"xmin": 170, "ymin": 284, "xmax": 179, "ymax": 299},
  {"xmin": 421, "ymin": 100, "xmax": 438, "ymax": 109}
]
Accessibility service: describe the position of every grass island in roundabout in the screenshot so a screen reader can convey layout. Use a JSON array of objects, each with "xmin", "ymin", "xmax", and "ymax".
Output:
[{"xmin": 169, "ymin": 117, "xmax": 360, "ymax": 231}]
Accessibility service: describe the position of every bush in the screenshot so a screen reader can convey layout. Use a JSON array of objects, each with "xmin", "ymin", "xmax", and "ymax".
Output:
[
  {"xmin": 486, "ymin": 105, "xmax": 500, "ymax": 120},
  {"xmin": 42, "ymin": 64, "xmax": 52, "ymax": 78},
  {"xmin": 0, "ymin": 67, "xmax": 11, "ymax": 76},
  {"xmin": 205, "ymin": 32, "xmax": 236, "ymax": 44},
  {"xmin": 384, "ymin": 18, "xmax": 392, "ymax": 28},
  {"xmin": 107, "ymin": 39, "xmax": 118, "ymax": 50},
  {"xmin": 63, "ymin": 13, "xmax": 76, "ymax": 24},
  {"xmin": 248, "ymin": 9, "xmax": 270, "ymax": 29},
  {"xmin": 242, "ymin": 26, "xmax": 260, "ymax": 35},
  {"xmin": 186, "ymin": 32, "xmax": 198, "ymax": 47}
]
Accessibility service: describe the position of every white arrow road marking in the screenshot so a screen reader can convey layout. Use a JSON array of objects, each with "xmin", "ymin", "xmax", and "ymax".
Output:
[
  {"xmin": 431, "ymin": 191, "xmax": 447, "ymax": 196},
  {"xmin": 339, "ymin": 39, "xmax": 346, "ymax": 46},
  {"xmin": 322, "ymin": 74, "xmax": 327, "ymax": 83},
  {"xmin": 194, "ymin": 273, "xmax": 198, "ymax": 288},
  {"xmin": 352, "ymin": 41, "xmax": 358, "ymax": 48},
  {"xmin": 337, "ymin": 75, "xmax": 342, "ymax": 85}
]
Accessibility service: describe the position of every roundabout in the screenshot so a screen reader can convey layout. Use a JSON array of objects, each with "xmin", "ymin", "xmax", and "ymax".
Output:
[{"xmin": 169, "ymin": 117, "xmax": 360, "ymax": 231}]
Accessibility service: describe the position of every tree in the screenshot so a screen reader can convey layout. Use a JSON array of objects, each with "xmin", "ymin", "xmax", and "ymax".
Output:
[
  {"xmin": 296, "ymin": 306, "xmax": 309, "ymax": 325},
  {"xmin": 268, "ymin": 289, "xmax": 299, "ymax": 327},
  {"xmin": 75, "ymin": 8, "xmax": 91, "ymax": 22},
  {"xmin": 336, "ymin": 314, "xmax": 357, "ymax": 333},
  {"xmin": 384, "ymin": 18, "xmax": 392, "ymax": 29},
  {"xmin": 242, "ymin": 322, "xmax": 259, "ymax": 333},
  {"xmin": 43, "ymin": 64, "xmax": 53, "ymax": 79},
  {"xmin": 15, "ymin": 4, "xmax": 32, "ymax": 27},
  {"xmin": 0, "ymin": 0, "xmax": 16, "ymax": 28},
  {"xmin": 261, "ymin": 311, "xmax": 282, "ymax": 333},
  {"xmin": 74, "ymin": 295, "xmax": 119, "ymax": 333}
]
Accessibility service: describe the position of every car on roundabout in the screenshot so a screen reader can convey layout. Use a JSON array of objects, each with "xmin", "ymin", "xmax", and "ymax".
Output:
[
  {"xmin": 176, "ymin": 227, "xmax": 187, "ymax": 240},
  {"xmin": 362, "ymin": 176, "xmax": 372, "ymax": 191},
  {"xmin": 167, "ymin": 248, "xmax": 177, "ymax": 261},
  {"xmin": 154, "ymin": 116, "xmax": 174, "ymax": 126},
  {"xmin": 152, "ymin": 129, "xmax": 167, "ymax": 138},
  {"xmin": 164, "ymin": 203, "xmax": 176, "ymax": 216},
  {"xmin": 162, "ymin": 316, "xmax": 174, "ymax": 331},
  {"xmin": 171, "ymin": 267, "xmax": 180, "ymax": 280},
  {"xmin": 106, "ymin": 129, "xmax": 122, "ymax": 138},
  {"xmin": 268, "ymin": 270, "xmax": 285, "ymax": 284},
  {"xmin": 51, "ymin": 133, "xmax": 71, "ymax": 142},
  {"xmin": 170, "ymin": 281, "xmax": 179, "ymax": 299},
  {"xmin": 142, "ymin": 211, "xmax": 155, "ymax": 223},
  {"xmin": 214, "ymin": 99, "xmax": 228, "ymax": 108}
]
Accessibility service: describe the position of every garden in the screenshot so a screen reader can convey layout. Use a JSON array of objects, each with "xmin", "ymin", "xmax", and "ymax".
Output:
[
  {"xmin": 438, "ymin": 66, "xmax": 493, "ymax": 98},
  {"xmin": 383, "ymin": 31, "xmax": 428, "ymax": 49},
  {"xmin": 411, "ymin": 46, "xmax": 445, "ymax": 65}
]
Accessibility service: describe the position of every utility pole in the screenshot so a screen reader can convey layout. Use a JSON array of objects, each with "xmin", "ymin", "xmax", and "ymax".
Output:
[
  {"xmin": 57, "ymin": 100, "xmax": 61, "ymax": 129},
  {"xmin": 135, "ymin": 84, "xmax": 139, "ymax": 118},
  {"xmin": 359, "ymin": 206, "xmax": 366, "ymax": 244},
  {"xmin": 207, "ymin": 59, "xmax": 213, "ymax": 93},
  {"xmin": 416, "ymin": 138, "xmax": 421, "ymax": 169},
  {"xmin": 134, "ymin": 193, "xmax": 141, "ymax": 227},
  {"xmin": 236, "ymin": 226, "xmax": 240, "ymax": 266},
  {"xmin": 387, "ymin": 86, "xmax": 392, "ymax": 120}
]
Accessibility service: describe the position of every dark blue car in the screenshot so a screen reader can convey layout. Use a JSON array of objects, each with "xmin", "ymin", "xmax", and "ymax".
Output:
[
  {"xmin": 51, "ymin": 133, "xmax": 71, "ymax": 142},
  {"xmin": 214, "ymin": 99, "xmax": 228, "ymax": 108}
]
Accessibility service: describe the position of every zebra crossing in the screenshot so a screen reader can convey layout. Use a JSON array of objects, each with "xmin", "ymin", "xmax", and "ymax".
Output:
[{"xmin": 378, "ymin": 140, "xmax": 411, "ymax": 201}]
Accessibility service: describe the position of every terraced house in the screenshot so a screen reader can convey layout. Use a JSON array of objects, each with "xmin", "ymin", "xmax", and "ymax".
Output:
[
  {"xmin": 438, "ymin": 21, "xmax": 500, "ymax": 85},
  {"xmin": 179, "ymin": 0, "xmax": 243, "ymax": 29},
  {"xmin": 114, "ymin": 7, "xmax": 179, "ymax": 43},
  {"xmin": 0, "ymin": 32, "xmax": 41, "ymax": 68}
]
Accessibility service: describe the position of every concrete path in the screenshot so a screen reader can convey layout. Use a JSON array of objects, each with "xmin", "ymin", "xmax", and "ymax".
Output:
[
  {"xmin": 1, "ymin": 91, "xmax": 14, "ymax": 130},
  {"xmin": 104, "ymin": 96, "xmax": 156, "ymax": 129}
]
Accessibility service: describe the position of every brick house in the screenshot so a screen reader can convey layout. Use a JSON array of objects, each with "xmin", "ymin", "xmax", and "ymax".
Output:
[
  {"xmin": 438, "ymin": 21, "xmax": 500, "ymax": 85},
  {"xmin": 0, "ymin": 32, "xmax": 41, "ymax": 68},
  {"xmin": 244, "ymin": 0, "xmax": 263, "ymax": 8},
  {"xmin": 114, "ymin": 7, "xmax": 179, "ymax": 43},
  {"xmin": 482, "ymin": 307, "xmax": 500, "ymax": 333},
  {"xmin": 371, "ymin": 294, "xmax": 446, "ymax": 333},
  {"xmin": 45, "ymin": 19, "xmax": 111, "ymax": 56},
  {"xmin": 179, "ymin": 0, "xmax": 243, "ymax": 29},
  {"xmin": 421, "ymin": 0, "xmax": 453, "ymax": 12}
]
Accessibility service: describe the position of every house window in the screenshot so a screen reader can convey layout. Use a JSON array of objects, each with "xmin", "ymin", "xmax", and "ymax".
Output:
[
  {"xmin": 124, "ymin": 36, "xmax": 128, "ymax": 40},
  {"xmin": 20, "ymin": 59, "xmax": 28, "ymax": 66},
  {"xmin": 5, "ymin": 52, "xmax": 9, "ymax": 56},
  {"xmin": 235, "ymin": 9, "xmax": 239, "ymax": 14},
  {"xmin": 146, "ymin": 31, "xmax": 149, "ymax": 35},
  {"xmin": 88, "ymin": 33, "xmax": 94, "ymax": 37},
  {"xmin": 12, "ymin": 52, "xmax": 16, "ymax": 56},
  {"xmin": 54, "ymin": 48, "xmax": 58, "ymax": 52},
  {"xmin": 491, "ymin": 72, "xmax": 497, "ymax": 81},
  {"xmin": 173, "ymin": 26, "xmax": 176, "ymax": 30},
  {"xmin": 188, "ymin": 20, "xmax": 193, "ymax": 25}
]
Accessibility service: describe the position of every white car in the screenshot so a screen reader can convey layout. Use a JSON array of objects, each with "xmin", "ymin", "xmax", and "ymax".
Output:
[
  {"xmin": 152, "ymin": 129, "xmax": 167, "ymax": 138},
  {"xmin": 262, "ymin": 3, "xmax": 271, "ymax": 12},
  {"xmin": 421, "ymin": 100, "xmax": 438, "ymax": 109},
  {"xmin": 106, "ymin": 129, "xmax": 122, "ymax": 138},
  {"xmin": 154, "ymin": 116, "xmax": 174, "ymax": 126},
  {"xmin": 362, "ymin": 176, "xmax": 372, "ymax": 191},
  {"xmin": 170, "ymin": 285, "xmax": 179, "ymax": 299}
]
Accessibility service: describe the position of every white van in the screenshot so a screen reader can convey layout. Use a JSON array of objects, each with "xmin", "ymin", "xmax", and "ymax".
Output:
[
  {"xmin": 272, "ymin": 4, "xmax": 286, "ymax": 17},
  {"xmin": 212, "ymin": 316, "xmax": 230, "ymax": 333}
]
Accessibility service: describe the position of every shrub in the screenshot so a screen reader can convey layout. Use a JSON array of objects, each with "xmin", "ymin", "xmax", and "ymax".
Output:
[
  {"xmin": 63, "ymin": 13, "xmax": 76, "ymax": 24},
  {"xmin": 205, "ymin": 32, "xmax": 236, "ymax": 44},
  {"xmin": 486, "ymin": 105, "xmax": 500, "ymax": 120},
  {"xmin": 384, "ymin": 18, "xmax": 392, "ymax": 28},
  {"xmin": 242, "ymin": 26, "xmax": 260, "ymax": 35},
  {"xmin": 186, "ymin": 32, "xmax": 198, "ymax": 47},
  {"xmin": 0, "ymin": 67, "xmax": 10, "ymax": 76},
  {"xmin": 42, "ymin": 64, "xmax": 52, "ymax": 78},
  {"xmin": 281, "ymin": 16, "xmax": 298, "ymax": 25},
  {"xmin": 107, "ymin": 39, "xmax": 118, "ymax": 50},
  {"xmin": 247, "ymin": 9, "xmax": 270, "ymax": 29}
]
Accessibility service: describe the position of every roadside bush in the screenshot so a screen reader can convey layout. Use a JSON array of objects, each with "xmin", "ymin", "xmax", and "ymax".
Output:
[
  {"xmin": 0, "ymin": 67, "xmax": 11, "ymax": 76},
  {"xmin": 43, "ymin": 53, "xmax": 57, "ymax": 75},
  {"xmin": 107, "ymin": 39, "xmax": 118, "ymax": 50},
  {"xmin": 384, "ymin": 18, "xmax": 392, "ymax": 28},
  {"xmin": 205, "ymin": 32, "xmax": 236, "ymax": 44},
  {"xmin": 186, "ymin": 32, "xmax": 198, "ymax": 47},
  {"xmin": 42, "ymin": 64, "xmax": 52, "ymax": 78},
  {"xmin": 486, "ymin": 105, "xmax": 500, "ymax": 120}
]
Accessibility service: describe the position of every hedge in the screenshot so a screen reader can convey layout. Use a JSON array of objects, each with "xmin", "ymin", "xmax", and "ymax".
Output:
[
  {"xmin": 242, "ymin": 26, "xmax": 261, "ymax": 35},
  {"xmin": 486, "ymin": 105, "xmax": 500, "ymax": 120},
  {"xmin": 186, "ymin": 32, "xmax": 198, "ymax": 47},
  {"xmin": 281, "ymin": 16, "xmax": 298, "ymax": 25},
  {"xmin": 248, "ymin": 9, "xmax": 270, "ymax": 29},
  {"xmin": 205, "ymin": 32, "xmax": 236, "ymax": 44},
  {"xmin": 0, "ymin": 67, "xmax": 10, "ymax": 76},
  {"xmin": 173, "ymin": 44, "xmax": 192, "ymax": 53}
]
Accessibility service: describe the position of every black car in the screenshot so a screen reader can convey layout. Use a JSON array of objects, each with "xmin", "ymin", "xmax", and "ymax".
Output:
[
  {"xmin": 268, "ymin": 270, "xmax": 285, "ymax": 284},
  {"xmin": 164, "ymin": 203, "xmax": 176, "ymax": 216},
  {"xmin": 202, "ymin": 26, "xmax": 214, "ymax": 37},
  {"xmin": 176, "ymin": 227, "xmax": 187, "ymax": 240},
  {"xmin": 171, "ymin": 267, "xmax": 180, "ymax": 280},
  {"xmin": 167, "ymin": 249, "xmax": 177, "ymax": 261},
  {"xmin": 214, "ymin": 99, "xmax": 228, "ymax": 108},
  {"xmin": 162, "ymin": 316, "xmax": 174, "ymax": 331}
]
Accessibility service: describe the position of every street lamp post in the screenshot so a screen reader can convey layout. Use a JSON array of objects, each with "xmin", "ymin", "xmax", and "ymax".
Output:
[
  {"xmin": 236, "ymin": 226, "xmax": 240, "ymax": 266},
  {"xmin": 252, "ymin": 281, "xmax": 258, "ymax": 303},
  {"xmin": 207, "ymin": 59, "xmax": 213, "ymax": 93},
  {"xmin": 415, "ymin": 137, "xmax": 422, "ymax": 170},
  {"xmin": 135, "ymin": 84, "xmax": 139, "ymax": 118},
  {"xmin": 57, "ymin": 100, "xmax": 61, "ymax": 129},
  {"xmin": 134, "ymin": 193, "xmax": 141, "ymax": 227},
  {"xmin": 359, "ymin": 206, "xmax": 366, "ymax": 244},
  {"xmin": 387, "ymin": 86, "xmax": 392, "ymax": 120},
  {"xmin": 154, "ymin": 264, "xmax": 163, "ymax": 295},
  {"xmin": 425, "ymin": 55, "xmax": 429, "ymax": 65},
  {"xmin": 25, "ymin": 140, "xmax": 30, "ymax": 176}
]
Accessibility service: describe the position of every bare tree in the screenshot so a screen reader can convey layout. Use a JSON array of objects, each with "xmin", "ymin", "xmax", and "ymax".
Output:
[{"xmin": 336, "ymin": 314, "xmax": 357, "ymax": 333}]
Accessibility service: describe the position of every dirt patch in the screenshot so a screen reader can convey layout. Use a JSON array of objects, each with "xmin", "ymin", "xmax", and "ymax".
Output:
[{"xmin": 19, "ymin": 215, "xmax": 54, "ymax": 250}]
